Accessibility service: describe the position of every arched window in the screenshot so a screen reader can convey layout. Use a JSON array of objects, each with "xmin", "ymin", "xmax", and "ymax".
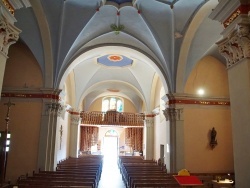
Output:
[
  {"xmin": 105, "ymin": 129, "xmax": 118, "ymax": 137},
  {"xmin": 102, "ymin": 97, "xmax": 123, "ymax": 112}
]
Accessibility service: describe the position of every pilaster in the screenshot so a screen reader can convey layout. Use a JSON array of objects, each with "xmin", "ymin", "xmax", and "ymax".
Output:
[
  {"xmin": 162, "ymin": 93, "xmax": 184, "ymax": 173},
  {"xmin": 143, "ymin": 115, "xmax": 154, "ymax": 160},
  {"xmin": 212, "ymin": 2, "xmax": 250, "ymax": 187},
  {"xmin": 162, "ymin": 92, "xmax": 230, "ymax": 173},
  {"xmin": 69, "ymin": 111, "xmax": 80, "ymax": 158},
  {"xmin": 37, "ymin": 89, "xmax": 61, "ymax": 171}
]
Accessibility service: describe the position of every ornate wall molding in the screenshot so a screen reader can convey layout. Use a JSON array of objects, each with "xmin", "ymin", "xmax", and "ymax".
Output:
[
  {"xmin": 1, "ymin": 89, "xmax": 61, "ymax": 100},
  {"xmin": 71, "ymin": 115, "xmax": 80, "ymax": 126},
  {"xmin": 217, "ymin": 15, "xmax": 250, "ymax": 68},
  {"xmin": 144, "ymin": 115, "xmax": 154, "ymax": 126},
  {"xmin": 163, "ymin": 108, "xmax": 183, "ymax": 121},
  {"xmin": 164, "ymin": 93, "xmax": 230, "ymax": 107},
  {"xmin": 0, "ymin": 16, "xmax": 20, "ymax": 56},
  {"xmin": 161, "ymin": 93, "xmax": 230, "ymax": 122},
  {"xmin": 46, "ymin": 102, "xmax": 62, "ymax": 116}
]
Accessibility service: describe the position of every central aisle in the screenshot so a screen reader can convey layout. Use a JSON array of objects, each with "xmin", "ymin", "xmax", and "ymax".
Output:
[{"xmin": 98, "ymin": 154, "xmax": 126, "ymax": 188}]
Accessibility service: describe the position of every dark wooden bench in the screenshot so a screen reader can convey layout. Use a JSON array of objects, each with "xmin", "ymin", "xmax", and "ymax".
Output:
[{"xmin": 17, "ymin": 156, "xmax": 104, "ymax": 188}]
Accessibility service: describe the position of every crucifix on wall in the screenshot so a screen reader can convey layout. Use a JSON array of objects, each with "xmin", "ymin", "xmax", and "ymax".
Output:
[{"xmin": 59, "ymin": 125, "xmax": 63, "ymax": 150}]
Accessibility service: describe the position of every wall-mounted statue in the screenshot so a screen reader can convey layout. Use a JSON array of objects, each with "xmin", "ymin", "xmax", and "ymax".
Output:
[{"xmin": 210, "ymin": 127, "xmax": 218, "ymax": 149}]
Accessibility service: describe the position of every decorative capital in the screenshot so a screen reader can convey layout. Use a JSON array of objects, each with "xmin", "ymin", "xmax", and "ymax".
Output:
[
  {"xmin": 144, "ymin": 115, "xmax": 154, "ymax": 126},
  {"xmin": 163, "ymin": 107, "xmax": 183, "ymax": 121},
  {"xmin": 217, "ymin": 19, "xmax": 250, "ymax": 68},
  {"xmin": 0, "ymin": 16, "xmax": 21, "ymax": 56},
  {"xmin": 57, "ymin": 104, "xmax": 67, "ymax": 118},
  {"xmin": 71, "ymin": 116, "xmax": 80, "ymax": 125},
  {"xmin": 45, "ymin": 102, "xmax": 62, "ymax": 116}
]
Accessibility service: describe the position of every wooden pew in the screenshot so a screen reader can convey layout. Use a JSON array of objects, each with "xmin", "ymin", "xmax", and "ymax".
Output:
[
  {"xmin": 118, "ymin": 156, "xmax": 171, "ymax": 188},
  {"xmin": 17, "ymin": 155, "xmax": 104, "ymax": 188}
]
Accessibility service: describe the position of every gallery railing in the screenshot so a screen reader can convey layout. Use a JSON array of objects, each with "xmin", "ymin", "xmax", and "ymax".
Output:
[{"xmin": 80, "ymin": 111, "xmax": 145, "ymax": 127}]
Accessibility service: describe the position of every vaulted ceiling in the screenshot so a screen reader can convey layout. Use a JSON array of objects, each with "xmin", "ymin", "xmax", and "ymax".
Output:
[{"xmin": 10, "ymin": 0, "xmax": 227, "ymax": 111}]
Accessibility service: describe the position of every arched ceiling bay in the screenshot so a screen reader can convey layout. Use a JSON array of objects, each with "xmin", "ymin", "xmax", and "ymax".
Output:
[
  {"xmin": 63, "ymin": 46, "xmax": 168, "ymax": 111},
  {"xmin": 11, "ymin": 0, "xmax": 227, "ymax": 111}
]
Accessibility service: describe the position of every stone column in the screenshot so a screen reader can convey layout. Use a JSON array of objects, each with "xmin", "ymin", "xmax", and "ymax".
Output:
[
  {"xmin": 143, "ymin": 115, "xmax": 154, "ymax": 160},
  {"xmin": 37, "ymin": 89, "xmax": 61, "ymax": 171},
  {"xmin": 69, "ymin": 112, "xmax": 80, "ymax": 158},
  {"xmin": 0, "ymin": 3, "xmax": 21, "ymax": 99},
  {"xmin": 214, "ymin": 5, "xmax": 250, "ymax": 187},
  {"xmin": 162, "ymin": 93, "xmax": 184, "ymax": 173}
]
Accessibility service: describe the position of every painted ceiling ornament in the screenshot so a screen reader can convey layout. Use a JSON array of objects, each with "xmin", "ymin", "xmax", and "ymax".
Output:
[
  {"xmin": 108, "ymin": 55, "xmax": 123, "ymax": 62},
  {"xmin": 97, "ymin": 54, "xmax": 133, "ymax": 67},
  {"xmin": 110, "ymin": 24, "xmax": 125, "ymax": 35}
]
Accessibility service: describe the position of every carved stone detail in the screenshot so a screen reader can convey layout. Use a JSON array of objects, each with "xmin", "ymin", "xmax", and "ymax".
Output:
[
  {"xmin": 57, "ymin": 104, "xmax": 67, "ymax": 118},
  {"xmin": 163, "ymin": 108, "xmax": 183, "ymax": 121},
  {"xmin": 46, "ymin": 102, "xmax": 62, "ymax": 116},
  {"xmin": 71, "ymin": 115, "xmax": 80, "ymax": 125},
  {"xmin": 217, "ymin": 17, "xmax": 250, "ymax": 68},
  {"xmin": 144, "ymin": 118, "xmax": 154, "ymax": 125},
  {"xmin": 0, "ymin": 17, "xmax": 20, "ymax": 56}
]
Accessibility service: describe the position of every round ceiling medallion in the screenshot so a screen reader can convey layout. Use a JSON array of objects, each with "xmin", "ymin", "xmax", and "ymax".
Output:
[
  {"xmin": 97, "ymin": 54, "xmax": 133, "ymax": 67},
  {"xmin": 108, "ymin": 55, "xmax": 123, "ymax": 62}
]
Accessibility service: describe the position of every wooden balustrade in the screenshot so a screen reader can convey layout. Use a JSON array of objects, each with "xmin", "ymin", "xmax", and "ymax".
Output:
[{"xmin": 80, "ymin": 111, "xmax": 145, "ymax": 127}]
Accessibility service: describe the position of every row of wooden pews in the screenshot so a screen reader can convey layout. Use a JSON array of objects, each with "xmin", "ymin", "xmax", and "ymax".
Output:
[
  {"xmin": 16, "ymin": 155, "xmax": 103, "ymax": 188},
  {"xmin": 119, "ymin": 156, "xmax": 235, "ymax": 188},
  {"xmin": 119, "ymin": 156, "xmax": 181, "ymax": 188}
]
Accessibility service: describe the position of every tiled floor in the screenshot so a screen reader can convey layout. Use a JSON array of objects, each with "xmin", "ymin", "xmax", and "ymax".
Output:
[{"xmin": 98, "ymin": 155, "xmax": 126, "ymax": 188}]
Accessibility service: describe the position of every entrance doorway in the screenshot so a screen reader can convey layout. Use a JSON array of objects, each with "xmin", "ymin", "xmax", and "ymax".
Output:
[{"xmin": 103, "ymin": 130, "xmax": 118, "ymax": 162}]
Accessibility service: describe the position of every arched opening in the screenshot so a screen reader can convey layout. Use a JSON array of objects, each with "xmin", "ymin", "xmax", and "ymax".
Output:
[{"xmin": 103, "ymin": 129, "xmax": 119, "ymax": 161}]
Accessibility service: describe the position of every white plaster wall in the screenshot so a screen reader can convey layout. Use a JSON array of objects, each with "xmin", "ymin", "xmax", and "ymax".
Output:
[
  {"xmin": 56, "ymin": 111, "xmax": 71, "ymax": 162},
  {"xmin": 154, "ymin": 114, "xmax": 167, "ymax": 162}
]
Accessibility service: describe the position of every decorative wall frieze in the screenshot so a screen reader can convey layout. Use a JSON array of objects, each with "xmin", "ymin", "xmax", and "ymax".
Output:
[
  {"xmin": 1, "ymin": 89, "xmax": 61, "ymax": 100},
  {"xmin": 162, "ymin": 93, "xmax": 230, "ymax": 108},
  {"xmin": 222, "ymin": 5, "xmax": 250, "ymax": 29},
  {"xmin": 161, "ymin": 93, "xmax": 230, "ymax": 122}
]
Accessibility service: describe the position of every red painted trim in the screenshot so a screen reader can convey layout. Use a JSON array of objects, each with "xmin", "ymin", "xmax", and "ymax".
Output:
[
  {"xmin": 239, "ymin": 5, "xmax": 250, "ymax": 14},
  {"xmin": 145, "ymin": 114, "xmax": 155, "ymax": 117},
  {"xmin": 68, "ymin": 111, "xmax": 80, "ymax": 115},
  {"xmin": 1, "ymin": 92, "xmax": 60, "ymax": 100},
  {"xmin": 169, "ymin": 99, "xmax": 230, "ymax": 106},
  {"xmin": 223, "ymin": 5, "xmax": 250, "ymax": 28}
]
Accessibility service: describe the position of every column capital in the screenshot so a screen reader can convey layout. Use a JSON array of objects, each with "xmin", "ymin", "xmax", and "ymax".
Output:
[
  {"xmin": 217, "ymin": 16, "xmax": 250, "ymax": 68},
  {"xmin": 144, "ymin": 114, "xmax": 154, "ymax": 126},
  {"xmin": 0, "ymin": 15, "xmax": 21, "ymax": 57},
  {"xmin": 44, "ymin": 102, "xmax": 62, "ymax": 116},
  {"xmin": 211, "ymin": 2, "xmax": 250, "ymax": 68},
  {"xmin": 163, "ymin": 107, "xmax": 183, "ymax": 121},
  {"xmin": 70, "ymin": 111, "xmax": 81, "ymax": 126}
]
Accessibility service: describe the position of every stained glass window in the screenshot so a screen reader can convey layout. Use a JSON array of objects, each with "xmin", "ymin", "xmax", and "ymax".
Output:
[{"xmin": 102, "ymin": 97, "xmax": 123, "ymax": 112}]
